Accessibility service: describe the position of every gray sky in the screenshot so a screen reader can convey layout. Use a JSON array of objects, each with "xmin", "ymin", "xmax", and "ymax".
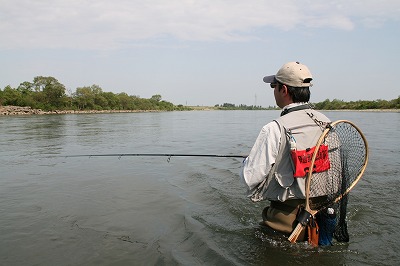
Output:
[{"xmin": 1, "ymin": 0, "xmax": 399, "ymax": 107}]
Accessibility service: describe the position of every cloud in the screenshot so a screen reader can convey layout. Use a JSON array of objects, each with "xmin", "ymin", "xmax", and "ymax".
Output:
[{"xmin": 1, "ymin": 0, "xmax": 399, "ymax": 50}]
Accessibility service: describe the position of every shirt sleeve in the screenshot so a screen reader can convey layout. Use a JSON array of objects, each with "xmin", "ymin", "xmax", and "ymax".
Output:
[{"xmin": 240, "ymin": 121, "xmax": 281, "ymax": 191}]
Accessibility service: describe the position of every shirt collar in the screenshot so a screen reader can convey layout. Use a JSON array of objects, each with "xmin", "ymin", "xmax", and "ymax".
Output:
[
  {"xmin": 282, "ymin": 102, "xmax": 308, "ymax": 112},
  {"xmin": 280, "ymin": 102, "xmax": 310, "ymax": 116}
]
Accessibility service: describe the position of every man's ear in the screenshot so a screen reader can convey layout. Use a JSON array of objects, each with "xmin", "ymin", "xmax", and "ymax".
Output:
[{"xmin": 281, "ymin": 84, "xmax": 288, "ymax": 95}]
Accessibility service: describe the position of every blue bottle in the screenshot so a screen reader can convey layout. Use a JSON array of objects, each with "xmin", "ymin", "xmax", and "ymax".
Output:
[{"xmin": 318, "ymin": 207, "xmax": 337, "ymax": 246}]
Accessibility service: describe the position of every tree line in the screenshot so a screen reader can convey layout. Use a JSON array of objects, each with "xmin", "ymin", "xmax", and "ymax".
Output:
[
  {"xmin": 1, "ymin": 76, "xmax": 399, "ymax": 111},
  {"xmin": 215, "ymin": 97, "xmax": 400, "ymax": 110},
  {"xmin": 0, "ymin": 76, "xmax": 190, "ymax": 111},
  {"xmin": 313, "ymin": 98, "xmax": 400, "ymax": 110}
]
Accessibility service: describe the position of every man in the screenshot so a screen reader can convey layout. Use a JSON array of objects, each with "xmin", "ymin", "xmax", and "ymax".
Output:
[{"xmin": 241, "ymin": 62, "xmax": 331, "ymax": 240}]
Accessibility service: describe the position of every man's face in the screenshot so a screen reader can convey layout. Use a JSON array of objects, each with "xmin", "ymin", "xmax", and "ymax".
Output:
[{"xmin": 271, "ymin": 83, "xmax": 284, "ymax": 108}]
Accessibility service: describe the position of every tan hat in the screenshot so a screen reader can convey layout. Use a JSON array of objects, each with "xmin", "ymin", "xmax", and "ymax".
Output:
[{"xmin": 263, "ymin": 61, "xmax": 313, "ymax": 87}]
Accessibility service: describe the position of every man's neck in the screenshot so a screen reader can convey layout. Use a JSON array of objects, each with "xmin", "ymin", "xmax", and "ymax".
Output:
[
  {"xmin": 280, "ymin": 103, "xmax": 310, "ymax": 116},
  {"xmin": 282, "ymin": 102, "xmax": 307, "ymax": 110}
]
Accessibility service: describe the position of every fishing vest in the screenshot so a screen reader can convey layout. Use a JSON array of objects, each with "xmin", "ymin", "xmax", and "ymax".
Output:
[{"xmin": 250, "ymin": 108, "xmax": 331, "ymax": 202}]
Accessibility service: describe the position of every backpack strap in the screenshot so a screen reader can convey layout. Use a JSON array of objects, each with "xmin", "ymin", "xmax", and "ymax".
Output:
[{"xmin": 250, "ymin": 120, "xmax": 288, "ymax": 202}]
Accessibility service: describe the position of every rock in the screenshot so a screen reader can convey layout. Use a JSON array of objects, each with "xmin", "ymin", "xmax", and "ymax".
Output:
[{"xmin": 0, "ymin": 105, "xmax": 44, "ymax": 115}]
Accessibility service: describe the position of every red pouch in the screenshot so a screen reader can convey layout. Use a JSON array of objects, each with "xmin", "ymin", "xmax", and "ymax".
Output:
[{"xmin": 291, "ymin": 144, "xmax": 330, "ymax": 177}]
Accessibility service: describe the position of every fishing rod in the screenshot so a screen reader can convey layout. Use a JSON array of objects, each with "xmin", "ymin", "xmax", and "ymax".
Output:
[{"xmin": 62, "ymin": 153, "xmax": 247, "ymax": 162}]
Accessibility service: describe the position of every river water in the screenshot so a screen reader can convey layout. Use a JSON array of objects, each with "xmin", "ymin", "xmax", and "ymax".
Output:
[{"xmin": 1, "ymin": 110, "xmax": 399, "ymax": 266}]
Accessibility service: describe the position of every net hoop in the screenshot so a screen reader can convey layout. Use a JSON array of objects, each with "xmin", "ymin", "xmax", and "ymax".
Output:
[{"xmin": 305, "ymin": 119, "xmax": 369, "ymax": 213}]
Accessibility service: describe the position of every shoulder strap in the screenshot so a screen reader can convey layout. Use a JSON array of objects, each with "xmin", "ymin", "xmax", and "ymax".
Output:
[{"xmin": 250, "ymin": 120, "xmax": 288, "ymax": 202}]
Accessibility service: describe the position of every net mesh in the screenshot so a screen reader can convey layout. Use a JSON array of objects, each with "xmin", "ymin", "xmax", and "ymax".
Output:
[{"xmin": 309, "ymin": 121, "xmax": 367, "ymax": 242}]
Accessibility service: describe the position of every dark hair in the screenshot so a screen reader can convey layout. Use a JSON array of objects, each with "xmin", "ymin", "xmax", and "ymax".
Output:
[
  {"xmin": 287, "ymin": 86, "xmax": 310, "ymax": 102},
  {"xmin": 278, "ymin": 82, "xmax": 310, "ymax": 102}
]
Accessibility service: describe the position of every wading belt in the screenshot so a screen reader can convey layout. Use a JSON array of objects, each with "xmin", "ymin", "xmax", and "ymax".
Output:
[{"xmin": 270, "ymin": 200, "xmax": 305, "ymax": 213}]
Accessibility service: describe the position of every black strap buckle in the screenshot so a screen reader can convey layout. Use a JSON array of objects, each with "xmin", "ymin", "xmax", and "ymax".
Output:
[{"xmin": 296, "ymin": 209, "xmax": 312, "ymax": 226}]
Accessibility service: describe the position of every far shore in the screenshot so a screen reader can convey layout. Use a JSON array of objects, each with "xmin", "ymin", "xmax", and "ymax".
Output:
[
  {"xmin": 0, "ymin": 105, "xmax": 164, "ymax": 116},
  {"xmin": 0, "ymin": 105, "xmax": 398, "ymax": 116},
  {"xmin": 323, "ymin": 109, "xmax": 399, "ymax": 112}
]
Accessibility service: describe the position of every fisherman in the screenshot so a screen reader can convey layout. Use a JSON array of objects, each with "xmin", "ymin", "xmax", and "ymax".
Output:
[{"xmin": 240, "ymin": 62, "xmax": 332, "ymax": 243}]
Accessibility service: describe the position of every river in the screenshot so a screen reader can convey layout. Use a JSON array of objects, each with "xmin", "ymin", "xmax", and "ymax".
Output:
[{"xmin": 0, "ymin": 110, "xmax": 399, "ymax": 265}]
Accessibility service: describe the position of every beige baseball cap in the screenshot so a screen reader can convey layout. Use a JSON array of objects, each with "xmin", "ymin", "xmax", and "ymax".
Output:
[{"xmin": 263, "ymin": 61, "xmax": 313, "ymax": 87}]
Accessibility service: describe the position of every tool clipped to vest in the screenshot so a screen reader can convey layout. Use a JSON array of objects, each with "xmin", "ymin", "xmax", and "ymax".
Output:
[
  {"xmin": 307, "ymin": 216, "xmax": 320, "ymax": 247},
  {"xmin": 294, "ymin": 208, "xmax": 320, "ymax": 247}
]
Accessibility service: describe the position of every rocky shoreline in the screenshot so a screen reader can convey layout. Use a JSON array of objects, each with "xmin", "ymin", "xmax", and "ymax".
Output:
[
  {"xmin": 0, "ymin": 105, "xmax": 160, "ymax": 115},
  {"xmin": 1, "ymin": 105, "xmax": 398, "ymax": 115}
]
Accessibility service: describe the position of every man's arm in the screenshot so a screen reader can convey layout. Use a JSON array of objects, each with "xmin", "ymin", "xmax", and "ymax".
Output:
[{"xmin": 240, "ymin": 121, "xmax": 281, "ymax": 191}]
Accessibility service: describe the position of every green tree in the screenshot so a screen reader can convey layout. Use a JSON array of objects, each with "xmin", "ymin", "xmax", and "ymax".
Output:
[
  {"xmin": 17, "ymin": 81, "xmax": 34, "ymax": 95},
  {"xmin": 73, "ymin": 84, "xmax": 113, "ymax": 110},
  {"xmin": 392, "ymin": 96, "xmax": 400, "ymax": 108},
  {"xmin": 150, "ymin": 94, "xmax": 162, "ymax": 102},
  {"xmin": 89, "ymin": 85, "xmax": 106, "ymax": 109},
  {"xmin": 74, "ymin": 86, "xmax": 95, "ymax": 109},
  {"xmin": 2, "ymin": 86, "xmax": 21, "ymax": 106},
  {"xmin": 101, "ymin": 92, "xmax": 120, "ymax": 109},
  {"xmin": 32, "ymin": 76, "xmax": 66, "ymax": 109},
  {"xmin": 158, "ymin": 100, "xmax": 174, "ymax": 111},
  {"xmin": 117, "ymin": 92, "xmax": 132, "ymax": 109}
]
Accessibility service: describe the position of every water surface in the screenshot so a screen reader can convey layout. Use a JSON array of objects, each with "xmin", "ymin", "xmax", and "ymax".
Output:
[{"xmin": 1, "ymin": 110, "xmax": 399, "ymax": 265}]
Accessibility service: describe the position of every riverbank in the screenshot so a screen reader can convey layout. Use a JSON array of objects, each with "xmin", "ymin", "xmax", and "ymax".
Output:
[
  {"xmin": 1, "ymin": 105, "xmax": 398, "ymax": 115},
  {"xmin": 0, "ymin": 105, "xmax": 162, "ymax": 115}
]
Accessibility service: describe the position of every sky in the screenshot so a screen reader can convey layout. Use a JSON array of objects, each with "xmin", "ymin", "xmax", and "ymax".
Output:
[{"xmin": 1, "ymin": 0, "xmax": 399, "ymax": 107}]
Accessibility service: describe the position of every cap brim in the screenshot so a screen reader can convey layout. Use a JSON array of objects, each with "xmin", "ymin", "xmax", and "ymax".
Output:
[{"xmin": 263, "ymin": 75, "xmax": 275, "ymax": 83}]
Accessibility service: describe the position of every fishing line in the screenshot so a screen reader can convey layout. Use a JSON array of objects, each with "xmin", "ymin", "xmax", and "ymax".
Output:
[{"xmin": 62, "ymin": 153, "xmax": 247, "ymax": 162}]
